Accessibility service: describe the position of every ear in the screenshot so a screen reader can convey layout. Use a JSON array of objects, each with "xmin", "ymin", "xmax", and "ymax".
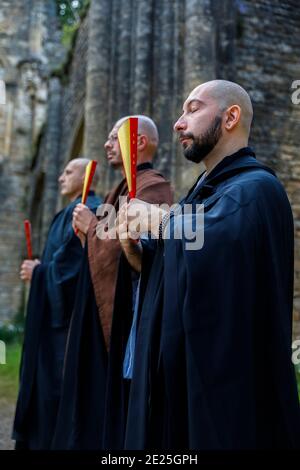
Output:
[
  {"xmin": 80, "ymin": 172, "xmax": 86, "ymax": 184},
  {"xmin": 224, "ymin": 105, "xmax": 241, "ymax": 131},
  {"xmin": 137, "ymin": 135, "xmax": 148, "ymax": 152}
]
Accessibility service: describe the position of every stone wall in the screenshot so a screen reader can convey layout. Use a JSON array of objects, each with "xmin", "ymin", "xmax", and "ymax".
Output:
[
  {"xmin": 208, "ymin": 0, "xmax": 300, "ymax": 336},
  {"xmin": 0, "ymin": 0, "xmax": 64, "ymax": 321},
  {"xmin": 56, "ymin": 0, "xmax": 300, "ymax": 337},
  {"xmin": 0, "ymin": 0, "xmax": 299, "ymax": 337},
  {"xmin": 60, "ymin": 16, "xmax": 89, "ymax": 168},
  {"xmin": 233, "ymin": 0, "xmax": 300, "ymax": 337}
]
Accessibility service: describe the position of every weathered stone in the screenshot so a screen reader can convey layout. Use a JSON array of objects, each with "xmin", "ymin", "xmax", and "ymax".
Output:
[
  {"xmin": 0, "ymin": 0, "xmax": 64, "ymax": 320},
  {"xmin": 0, "ymin": 0, "xmax": 299, "ymax": 338}
]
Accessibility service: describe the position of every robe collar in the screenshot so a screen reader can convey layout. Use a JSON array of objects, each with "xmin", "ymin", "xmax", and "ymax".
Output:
[
  {"xmin": 137, "ymin": 162, "xmax": 153, "ymax": 171},
  {"xmin": 74, "ymin": 190, "xmax": 96, "ymax": 203},
  {"xmin": 184, "ymin": 147, "xmax": 275, "ymax": 203}
]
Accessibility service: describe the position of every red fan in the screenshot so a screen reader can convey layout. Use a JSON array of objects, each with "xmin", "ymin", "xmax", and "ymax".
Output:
[{"xmin": 23, "ymin": 219, "xmax": 32, "ymax": 259}]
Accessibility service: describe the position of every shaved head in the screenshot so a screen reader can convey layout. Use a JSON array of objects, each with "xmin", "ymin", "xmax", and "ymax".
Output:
[
  {"xmin": 68, "ymin": 157, "xmax": 99, "ymax": 186},
  {"xmin": 190, "ymin": 80, "xmax": 253, "ymax": 134},
  {"xmin": 116, "ymin": 115, "xmax": 158, "ymax": 142},
  {"xmin": 116, "ymin": 115, "xmax": 159, "ymax": 157},
  {"xmin": 59, "ymin": 156, "xmax": 99, "ymax": 200},
  {"xmin": 174, "ymin": 80, "xmax": 254, "ymax": 169},
  {"xmin": 68, "ymin": 157, "xmax": 90, "ymax": 173},
  {"xmin": 136, "ymin": 115, "xmax": 159, "ymax": 147}
]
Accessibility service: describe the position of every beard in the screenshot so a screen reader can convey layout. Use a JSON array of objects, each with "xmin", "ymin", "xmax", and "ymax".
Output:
[
  {"xmin": 182, "ymin": 115, "xmax": 223, "ymax": 164},
  {"xmin": 107, "ymin": 153, "xmax": 123, "ymax": 169}
]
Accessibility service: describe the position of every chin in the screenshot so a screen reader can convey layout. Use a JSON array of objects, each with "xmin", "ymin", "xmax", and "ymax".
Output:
[
  {"xmin": 182, "ymin": 142, "xmax": 191, "ymax": 151},
  {"xmin": 110, "ymin": 161, "xmax": 122, "ymax": 169}
]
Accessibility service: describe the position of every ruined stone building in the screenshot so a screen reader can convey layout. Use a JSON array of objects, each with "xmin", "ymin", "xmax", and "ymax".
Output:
[{"xmin": 0, "ymin": 0, "xmax": 299, "ymax": 337}]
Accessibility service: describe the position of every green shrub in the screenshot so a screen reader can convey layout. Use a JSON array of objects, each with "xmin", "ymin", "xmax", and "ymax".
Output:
[{"xmin": 0, "ymin": 322, "xmax": 23, "ymax": 344}]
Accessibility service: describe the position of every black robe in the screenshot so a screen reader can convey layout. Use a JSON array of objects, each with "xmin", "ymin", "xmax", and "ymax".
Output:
[
  {"xmin": 125, "ymin": 148, "xmax": 300, "ymax": 450},
  {"xmin": 101, "ymin": 249, "xmax": 157, "ymax": 450},
  {"xmin": 12, "ymin": 192, "xmax": 101, "ymax": 449},
  {"xmin": 51, "ymin": 246, "xmax": 108, "ymax": 449}
]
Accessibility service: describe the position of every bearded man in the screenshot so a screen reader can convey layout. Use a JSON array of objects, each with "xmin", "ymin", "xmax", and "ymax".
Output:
[{"xmin": 117, "ymin": 80, "xmax": 300, "ymax": 449}]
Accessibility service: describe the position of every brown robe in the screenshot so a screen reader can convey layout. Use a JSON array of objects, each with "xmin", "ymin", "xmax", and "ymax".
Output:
[{"xmin": 87, "ymin": 166, "xmax": 173, "ymax": 350}]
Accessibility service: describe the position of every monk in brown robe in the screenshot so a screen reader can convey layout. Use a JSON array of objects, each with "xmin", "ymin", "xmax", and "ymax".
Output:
[{"xmin": 73, "ymin": 115, "xmax": 173, "ymax": 350}]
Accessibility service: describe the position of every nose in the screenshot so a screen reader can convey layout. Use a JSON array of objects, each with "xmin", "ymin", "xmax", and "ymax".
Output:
[
  {"xmin": 174, "ymin": 115, "xmax": 187, "ymax": 132},
  {"xmin": 58, "ymin": 173, "xmax": 64, "ymax": 183},
  {"xmin": 104, "ymin": 139, "xmax": 112, "ymax": 151}
]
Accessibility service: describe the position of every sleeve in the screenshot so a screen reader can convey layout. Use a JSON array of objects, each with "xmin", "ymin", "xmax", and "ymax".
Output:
[
  {"xmin": 137, "ymin": 180, "xmax": 174, "ymax": 206},
  {"xmin": 45, "ymin": 214, "xmax": 84, "ymax": 327}
]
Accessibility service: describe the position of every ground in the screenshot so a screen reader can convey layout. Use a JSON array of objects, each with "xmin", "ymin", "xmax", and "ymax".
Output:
[
  {"xmin": 0, "ymin": 342, "xmax": 299, "ymax": 450},
  {"xmin": 0, "ymin": 399, "xmax": 15, "ymax": 449},
  {"xmin": 0, "ymin": 342, "xmax": 21, "ymax": 450}
]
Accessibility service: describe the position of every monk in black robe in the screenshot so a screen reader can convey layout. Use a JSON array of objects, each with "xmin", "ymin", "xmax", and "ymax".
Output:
[
  {"xmin": 52, "ymin": 116, "xmax": 173, "ymax": 449},
  {"xmin": 13, "ymin": 158, "xmax": 101, "ymax": 449},
  {"xmin": 117, "ymin": 80, "xmax": 300, "ymax": 449}
]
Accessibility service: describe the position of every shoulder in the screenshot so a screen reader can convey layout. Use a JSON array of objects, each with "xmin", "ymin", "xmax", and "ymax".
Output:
[
  {"xmin": 202, "ymin": 168, "xmax": 292, "ymax": 235},
  {"xmin": 219, "ymin": 169, "xmax": 289, "ymax": 208},
  {"xmin": 59, "ymin": 201, "xmax": 76, "ymax": 220},
  {"xmin": 137, "ymin": 169, "xmax": 170, "ymax": 186},
  {"xmin": 136, "ymin": 169, "xmax": 174, "ymax": 205}
]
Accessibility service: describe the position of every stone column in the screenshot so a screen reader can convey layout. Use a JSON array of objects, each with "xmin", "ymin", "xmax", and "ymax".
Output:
[
  {"xmin": 172, "ymin": 0, "xmax": 186, "ymax": 192},
  {"xmin": 211, "ymin": 0, "xmax": 237, "ymax": 80},
  {"xmin": 152, "ymin": 0, "xmax": 176, "ymax": 178},
  {"xmin": 131, "ymin": 0, "xmax": 154, "ymax": 114},
  {"xmin": 106, "ymin": 0, "xmax": 133, "ymax": 192},
  {"xmin": 84, "ymin": 0, "xmax": 112, "ymax": 183},
  {"xmin": 177, "ymin": 0, "xmax": 216, "ymax": 194},
  {"xmin": 116, "ymin": 0, "xmax": 132, "ymax": 118},
  {"xmin": 184, "ymin": 0, "xmax": 215, "ymax": 95},
  {"xmin": 41, "ymin": 77, "xmax": 62, "ymax": 245}
]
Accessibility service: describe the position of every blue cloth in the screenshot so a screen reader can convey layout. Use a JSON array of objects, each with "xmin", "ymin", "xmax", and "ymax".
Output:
[{"xmin": 123, "ymin": 277, "xmax": 141, "ymax": 379}]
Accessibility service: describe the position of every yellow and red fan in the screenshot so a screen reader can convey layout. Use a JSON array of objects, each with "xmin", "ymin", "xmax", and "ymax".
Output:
[
  {"xmin": 117, "ymin": 117, "xmax": 138, "ymax": 199},
  {"xmin": 74, "ymin": 159, "xmax": 98, "ymax": 234},
  {"xmin": 81, "ymin": 160, "xmax": 98, "ymax": 204}
]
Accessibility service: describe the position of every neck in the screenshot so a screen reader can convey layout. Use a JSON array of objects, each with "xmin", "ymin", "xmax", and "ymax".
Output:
[
  {"xmin": 69, "ymin": 191, "xmax": 81, "ymax": 202},
  {"xmin": 120, "ymin": 158, "xmax": 153, "ymax": 178},
  {"xmin": 203, "ymin": 138, "xmax": 248, "ymax": 176},
  {"xmin": 137, "ymin": 152, "xmax": 153, "ymax": 166}
]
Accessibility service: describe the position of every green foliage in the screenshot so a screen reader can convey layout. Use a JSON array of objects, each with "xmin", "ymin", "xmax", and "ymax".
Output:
[
  {"xmin": 0, "ymin": 341, "xmax": 22, "ymax": 402},
  {"xmin": 56, "ymin": 0, "xmax": 84, "ymax": 26},
  {"xmin": 0, "ymin": 307, "xmax": 25, "ymax": 344},
  {"xmin": 61, "ymin": 23, "xmax": 80, "ymax": 48},
  {"xmin": 0, "ymin": 322, "xmax": 23, "ymax": 344},
  {"xmin": 56, "ymin": 0, "xmax": 90, "ymax": 47}
]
